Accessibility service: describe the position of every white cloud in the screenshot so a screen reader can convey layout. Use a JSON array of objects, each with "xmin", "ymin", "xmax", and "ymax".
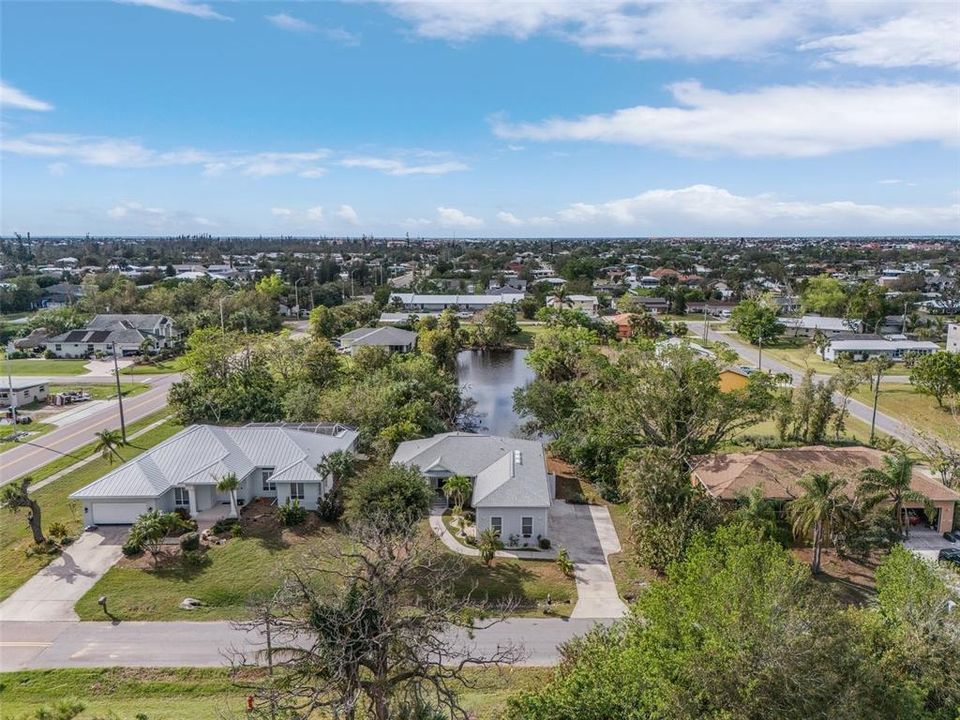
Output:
[
  {"xmin": 47, "ymin": 162, "xmax": 68, "ymax": 177},
  {"xmin": 106, "ymin": 201, "xmax": 215, "ymax": 229},
  {"xmin": 0, "ymin": 81, "xmax": 54, "ymax": 111},
  {"xmin": 298, "ymin": 167, "xmax": 327, "ymax": 178},
  {"xmin": 321, "ymin": 27, "xmax": 362, "ymax": 46},
  {"xmin": 878, "ymin": 178, "xmax": 902, "ymax": 185},
  {"xmin": 117, "ymin": 0, "xmax": 231, "ymax": 21},
  {"xmin": 271, "ymin": 207, "xmax": 292, "ymax": 216},
  {"xmin": 336, "ymin": 204, "xmax": 360, "ymax": 225},
  {"xmin": 496, "ymin": 211, "xmax": 525, "ymax": 226},
  {"xmin": 340, "ymin": 156, "xmax": 469, "ymax": 175},
  {"xmin": 492, "ymin": 81, "xmax": 958, "ymax": 157},
  {"xmin": 306, "ymin": 206, "xmax": 324, "ymax": 221},
  {"xmin": 266, "ymin": 13, "xmax": 316, "ymax": 33},
  {"xmin": 514, "ymin": 184, "xmax": 959, "ymax": 233},
  {"xmin": 799, "ymin": 7, "xmax": 960, "ymax": 68},
  {"xmin": 379, "ymin": 0, "xmax": 803, "ymax": 60},
  {"xmin": 436, "ymin": 206, "xmax": 483, "ymax": 228}
]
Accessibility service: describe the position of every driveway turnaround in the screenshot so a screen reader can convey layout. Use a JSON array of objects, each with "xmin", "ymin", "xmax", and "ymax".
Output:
[
  {"xmin": 549, "ymin": 500, "xmax": 629, "ymax": 619},
  {"xmin": 0, "ymin": 527, "xmax": 126, "ymax": 622}
]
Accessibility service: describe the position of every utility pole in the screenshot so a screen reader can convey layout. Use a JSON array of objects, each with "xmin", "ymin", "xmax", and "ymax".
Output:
[
  {"xmin": 757, "ymin": 333, "xmax": 763, "ymax": 372},
  {"xmin": 6, "ymin": 357, "xmax": 18, "ymax": 430},
  {"xmin": 219, "ymin": 297, "xmax": 225, "ymax": 334},
  {"xmin": 112, "ymin": 342, "xmax": 127, "ymax": 442}
]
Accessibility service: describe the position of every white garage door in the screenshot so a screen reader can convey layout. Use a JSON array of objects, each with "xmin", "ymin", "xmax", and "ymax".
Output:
[{"xmin": 91, "ymin": 502, "xmax": 151, "ymax": 525}]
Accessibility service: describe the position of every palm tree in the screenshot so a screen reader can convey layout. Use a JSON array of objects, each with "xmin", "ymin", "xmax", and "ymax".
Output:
[
  {"xmin": 317, "ymin": 449, "xmax": 356, "ymax": 494},
  {"xmin": 94, "ymin": 428, "xmax": 125, "ymax": 465},
  {"xmin": 857, "ymin": 451, "xmax": 931, "ymax": 538},
  {"xmin": 550, "ymin": 287, "xmax": 573, "ymax": 309},
  {"xmin": 216, "ymin": 472, "xmax": 240, "ymax": 518},
  {"xmin": 442, "ymin": 475, "xmax": 473, "ymax": 514},
  {"xmin": 789, "ymin": 472, "xmax": 853, "ymax": 574},
  {"xmin": 732, "ymin": 485, "xmax": 780, "ymax": 542},
  {"xmin": 0, "ymin": 477, "xmax": 45, "ymax": 545}
]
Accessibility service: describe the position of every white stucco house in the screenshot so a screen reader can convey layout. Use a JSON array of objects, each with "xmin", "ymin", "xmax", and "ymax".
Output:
[
  {"xmin": 70, "ymin": 422, "xmax": 358, "ymax": 525},
  {"xmin": 0, "ymin": 377, "xmax": 50, "ymax": 408},
  {"xmin": 44, "ymin": 314, "xmax": 179, "ymax": 358},
  {"xmin": 337, "ymin": 326, "xmax": 417, "ymax": 355},
  {"xmin": 392, "ymin": 433, "xmax": 555, "ymax": 544},
  {"xmin": 821, "ymin": 338, "xmax": 940, "ymax": 362},
  {"xmin": 547, "ymin": 294, "xmax": 599, "ymax": 317}
]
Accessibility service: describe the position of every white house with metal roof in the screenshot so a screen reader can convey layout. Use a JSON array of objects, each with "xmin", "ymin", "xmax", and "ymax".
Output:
[
  {"xmin": 392, "ymin": 433, "xmax": 555, "ymax": 544},
  {"xmin": 389, "ymin": 293, "xmax": 525, "ymax": 313},
  {"xmin": 337, "ymin": 326, "xmax": 417, "ymax": 355},
  {"xmin": 70, "ymin": 423, "xmax": 358, "ymax": 525},
  {"xmin": 821, "ymin": 338, "xmax": 940, "ymax": 362},
  {"xmin": 779, "ymin": 315, "xmax": 863, "ymax": 337}
]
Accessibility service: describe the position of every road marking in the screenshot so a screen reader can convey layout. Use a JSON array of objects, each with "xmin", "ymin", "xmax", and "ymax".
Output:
[
  {"xmin": 0, "ymin": 389, "xmax": 167, "ymax": 472},
  {"xmin": 0, "ymin": 641, "xmax": 53, "ymax": 647}
]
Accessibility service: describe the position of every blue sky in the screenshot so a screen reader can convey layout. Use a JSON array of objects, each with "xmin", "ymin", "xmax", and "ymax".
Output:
[{"xmin": 1, "ymin": 0, "xmax": 958, "ymax": 237}]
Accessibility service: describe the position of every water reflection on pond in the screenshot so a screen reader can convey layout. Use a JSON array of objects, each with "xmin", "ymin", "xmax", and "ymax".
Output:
[{"xmin": 456, "ymin": 349, "xmax": 534, "ymax": 437}]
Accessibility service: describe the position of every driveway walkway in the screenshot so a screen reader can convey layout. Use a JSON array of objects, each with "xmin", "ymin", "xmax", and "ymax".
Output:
[
  {"xmin": 549, "ymin": 501, "xmax": 628, "ymax": 619},
  {"xmin": 0, "ymin": 528, "xmax": 126, "ymax": 622},
  {"xmin": 428, "ymin": 507, "xmax": 555, "ymax": 559}
]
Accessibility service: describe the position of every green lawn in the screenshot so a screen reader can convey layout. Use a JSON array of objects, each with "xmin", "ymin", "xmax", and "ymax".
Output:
[
  {"xmin": 0, "ymin": 358, "xmax": 89, "ymax": 375},
  {"xmin": 46, "ymin": 382, "xmax": 148, "ymax": 401},
  {"xmin": 606, "ymin": 502, "xmax": 654, "ymax": 603},
  {"xmin": 853, "ymin": 383, "xmax": 960, "ymax": 447},
  {"xmin": 0, "ymin": 414, "xmax": 181, "ymax": 601},
  {"xmin": 760, "ymin": 339, "xmax": 910, "ymax": 376},
  {"xmin": 0, "ymin": 666, "xmax": 555, "ymax": 720},
  {"xmin": 0, "ymin": 421, "xmax": 57, "ymax": 446},
  {"xmin": 76, "ymin": 516, "xmax": 576, "ymax": 621},
  {"xmin": 726, "ymin": 412, "xmax": 883, "ymax": 452},
  {"xmin": 120, "ymin": 357, "xmax": 186, "ymax": 375}
]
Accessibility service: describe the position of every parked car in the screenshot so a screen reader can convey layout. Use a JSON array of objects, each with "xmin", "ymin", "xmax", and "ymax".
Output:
[
  {"xmin": 938, "ymin": 548, "xmax": 960, "ymax": 567},
  {"xmin": 945, "ymin": 532, "xmax": 957, "ymax": 543}
]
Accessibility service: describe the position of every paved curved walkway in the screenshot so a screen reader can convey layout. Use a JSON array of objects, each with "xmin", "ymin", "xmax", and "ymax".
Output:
[{"xmin": 428, "ymin": 507, "xmax": 555, "ymax": 559}]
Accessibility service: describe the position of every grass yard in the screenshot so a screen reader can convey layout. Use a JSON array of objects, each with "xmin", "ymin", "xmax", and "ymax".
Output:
[
  {"xmin": 46, "ymin": 382, "xmax": 148, "ymax": 401},
  {"xmin": 726, "ymin": 412, "xmax": 883, "ymax": 452},
  {"xmin": 77, "ymin": 512, "xmax": 577, "ymax": 621},
  {"xmin": 0, "ymin": 666, "xmax": 555, "ymax": 720},
  {"xmin": 507, "ymin": 323, "xmax": 550, "ymax": 348},
  {"xmin": 853, "ymin": 383, "xmax": 960, "ymax": 446},
  {"xmin": 0, "ymin": 421, "xmax": 57, "ymax": 446},
  {"xmin": 120, "ymin": 357, "xmax": 186, "ymax": 375},
  {"xmin": 0, "ymin": 358, "xmax": 89, "ymax": 375},
  {"xmin": 0, "ymin": 414, "xmax": 181, "ymax": 602},
  {"xmin": 606, "ymin": 502, "xmax": 655, "ymax": 603},
  {"xmin": 760, "ymin": 339, "xmax": 910, "ymax": 377}
]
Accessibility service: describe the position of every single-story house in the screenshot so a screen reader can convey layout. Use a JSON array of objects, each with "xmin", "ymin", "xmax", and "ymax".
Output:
[
  {"xmin": 392, "ymin": 433, "xmax": 555, "ymax": 544},
  {"xmin": 779, "ymin": 315, "xmax": 863, "ymax": 337},
  {"xmin": 337, "ymin": 326, "xmax": 417, "ymax": 355},
  {"xmin": 44, "ymin": 314, "xmax": 178, "ymax": 358},
  {"xmin": 821, "ymin": 338, "xmax": 939, "ymax": 362},
  {"xmin": 0, "ymin": 377, "xmax": 50, "ymax": 408},
  {"xmin": 691, "ymin": 446, "xmax": 959, "ymax": 533},
  {"xmin": 547, "ymin": 294, "xmax": 599, "ymax": 317},
  {"xmin": 389, "ymin": 293, "xmax": 525, "ymax": 313},
  {"xmin": 69, "ymin": 422, "xmax": 358, "ymax": 525},
  {"xmin": 39, "ymin": 282, "xmax": 84, "ymax": 308}
]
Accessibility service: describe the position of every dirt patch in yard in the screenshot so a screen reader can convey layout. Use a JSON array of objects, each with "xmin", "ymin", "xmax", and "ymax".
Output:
[{"xmin": 791, "ymin": 547, "xmax": 880, "ymax": 605}]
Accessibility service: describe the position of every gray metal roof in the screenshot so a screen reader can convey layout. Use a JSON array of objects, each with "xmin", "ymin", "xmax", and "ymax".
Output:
[
  {"xmin": 70, "ymin": 424, "xmax": 358, "ymax": 500},
  {"xmin": 3, "ymin": 377, "xmax": 50, "ymax": 391},
  {"xmin": 828, "ymin": 339, "xmax": 939, "ymax": 351},
  {"xmin": 339, "ymin": 326, "xmax": 417, "ymax": 347},
  {"xmin": 391, "ymin": 433, "xmax": 551, "ymax": 509},
  {"xmin": 87, "ymin": 314, "xmax": 171, "ymax": 331}
]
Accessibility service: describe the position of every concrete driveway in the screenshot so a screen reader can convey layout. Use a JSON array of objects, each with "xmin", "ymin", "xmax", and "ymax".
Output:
[
  {"xmin": 0, "ymin": 527, "xmax": 126, "ymax": 622},
  {"xmin": 549, "ymin": 501, "xmax": 628, "ymax": 619},
  {"xmin": 904, "ymin": 528, "xmax": 956, "ymax": 561}
]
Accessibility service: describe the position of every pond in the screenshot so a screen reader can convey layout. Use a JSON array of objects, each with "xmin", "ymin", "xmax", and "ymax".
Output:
[{"xmin": 456, "ymin": 349, "xmax": 534, "ymax": 437}]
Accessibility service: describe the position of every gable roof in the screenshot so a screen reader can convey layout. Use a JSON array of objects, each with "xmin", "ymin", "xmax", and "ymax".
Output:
[
  {"xmin": 70, "ymin": 424, "xmax": 358, "ymax": 500},
  {"xmin": 692, "ymin": 446, "xmax": 960, "ymax": 503},
  {"xmin": 391, "ymin": 432, "xmax": 551, "ymax": 508},
  {"xmin": 87, "ymin": 314, "xmax": 171, "ymax": 331}
]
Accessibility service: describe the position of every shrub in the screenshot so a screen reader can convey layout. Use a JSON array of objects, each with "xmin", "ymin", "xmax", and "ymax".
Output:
[
  {"xmin": 179, "ymin": 531, "xmax": 200, "ymax": 552},
  {"xmin": 211, "ymin": 517, "xmax": 239, "ymax": 535},
  {"xmin": 477, "ymin": 528, "xmax": 501, "ymax": 565},
  {"xmin": 181, "ymin": 549, "xmax": 209, "ymax": 569},
  {"xmin": 566, "ymin": 492, "xmax": 588, "ymax": 505},
  {"xmin": 538, "ymin": 536, "xmax": 552, "ymax": 550},
  {"xmin": 230, "ymin": 522, "xmax": 244, "ymax": 538},
  {"xmin": 277, "ymin": 499, "xmax": 307, "ymax": 527},
  {"xmin": 43, "ymin": 349, "xmax": 56, "ymax": 359},
  {"xmin": 48, "ymin": 521, "xmax": 70, "ymax": 540},
  {"xmin": 122, "ymin": 538, "xmax": 143, "ymax": 556},
  {"xmin": 597, "ymin": 482, "xmax": 622, "ymax": 504},
  {"xmin": 556, "ymin": 547, "xmax": 574, "ymax": 577},
  {"xmin": 316, "ymin": 491, "xmax": 344, "ymax": 522},
  {"xmin": 173, "ymin": 507, "xmax": 192, "ymax": 522},
  {"xmin": 344, "ymin": 463, "xmax": 433, "ymax": 529}
]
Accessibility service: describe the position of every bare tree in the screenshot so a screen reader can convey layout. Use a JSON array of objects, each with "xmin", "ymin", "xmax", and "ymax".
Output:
[{"xmin": 229, "ymin": 518, "xmax": 522, "ymax": 720}]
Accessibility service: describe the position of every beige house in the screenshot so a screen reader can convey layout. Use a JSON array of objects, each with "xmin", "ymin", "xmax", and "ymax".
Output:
[{"xmin": 692, "ymin": 446, "xmax": 958, "ymax": 533}]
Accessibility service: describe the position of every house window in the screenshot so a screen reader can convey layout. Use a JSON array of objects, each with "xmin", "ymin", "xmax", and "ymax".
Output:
[
  {"xmin": 521, "ymin": 516, "xmax": 533, "ymax": 537},
  {"xmin": 490, "ymin": 516, "xmax": 502, "ymax": 535},
  {"xmin": 174, "ymin": 487, "xmax": 190, "ymax": 507},
  {"xmin": 262, "ymin": 468, "xmax": 276, "ymax": 492},
  {"xmin": 55, "ymin": 344, "xmax": 62, "ymax": 351},
  {"xmin": 290, "ymin": 483, "xmax": 305, "ymax": 500}
]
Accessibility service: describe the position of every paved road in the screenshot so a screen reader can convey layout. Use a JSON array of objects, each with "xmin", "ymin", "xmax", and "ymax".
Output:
[
  {"xmin": 0, "ymin": 374, "xmax": 180, "ymax": 484},
  {"xmin": 687, "ymin": 322, "xmax": 920, "ymax": 446},
  {"xmin": 0, "ymin": 617, "xmax": 606, "ymax": 670}
]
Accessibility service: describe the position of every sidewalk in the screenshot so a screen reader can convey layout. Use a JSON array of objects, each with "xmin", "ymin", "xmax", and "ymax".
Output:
[{"xmin": 428, "ymin": 507, "xmax": 555, "ymax": 559}]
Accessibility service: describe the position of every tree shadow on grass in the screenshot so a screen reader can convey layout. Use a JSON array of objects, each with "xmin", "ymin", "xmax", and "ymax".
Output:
[{"xmin": 451, "ymin": 557, "xmax": 538, "ymax": 608}]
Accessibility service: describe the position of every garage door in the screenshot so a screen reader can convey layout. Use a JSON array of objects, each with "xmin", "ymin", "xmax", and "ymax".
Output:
[{"xmin": 91, "ymin": 502, "xmax": 151, "ymax": 525}]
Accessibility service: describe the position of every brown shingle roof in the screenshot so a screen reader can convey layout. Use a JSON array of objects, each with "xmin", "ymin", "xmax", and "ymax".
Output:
[{"xmin": 692, "ymin": 446, "xmax": 960, "ymax": 503}]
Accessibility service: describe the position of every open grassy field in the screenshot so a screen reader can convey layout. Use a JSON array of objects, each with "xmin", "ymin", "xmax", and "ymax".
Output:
[
  {"xmin": 760, "ymin": 339, "xmax": 910, "ymax": 376},
  {"xmin": 853, "ymin": 383, "xmax": 960, "ymax": 447},
  {"xmin": 0, "ymin": 666, "xmax": 555, "ymax": 720},
  {"xmin": 0, "ymin": 414, "xmax": 181, "ymax": 601},
  {"xmin": 0, "ymin": 421, "xmax": 57, "ymax": 446},
  {"xmin": 75, "ymin": 513, "xmax": 576, "ymax": 621},
  {"xmin": 0, "ymin": 358, "xmax": 90, "ymax": 375}
]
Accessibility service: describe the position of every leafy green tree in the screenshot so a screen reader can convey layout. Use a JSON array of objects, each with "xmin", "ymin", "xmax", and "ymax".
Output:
[
  {"xmin": 344, "ymin": 464, "xmax": 433, "ymax": 530},
  {"xmin": 729, "ymin": 297, "xmax": 784, "ymax": 345},
  {"xmin": 129, "ymin": 510, "xmax": 184, "ymax": 567},
  {"xmin": 24, "ymin": 306, "xmax": 88, "ymax": 336},
  {"xmin": 442, "ymin": 475, "xmax": 472, "ymax": 514},
  {"xmin": 789, "ymin": 472, "xmax": 854, "ymax": 573},
  {"xmin": 94, "ymin": 429, "xmax": 125, "ymax": 465},
  {"xmin": 731, "ymin": 485, "xmax": 784, "ymax": 544},
  {"xmin": 308, "ymin": 305, "xmax": 338, "ymax": 339},
  {"xmin": 1, "ymin": 477, "xmax": 45, "ymax": 544},
  {"xmin": 846, "ymin": 282, "xmax": 889, "ymax": 331},
  {"xmin": 801, "ymin": 274, "xmax": 847, "ymax": 316},
  {"xmin": 474, "ymin": 303, "xmax": 519, "ymax": 347},
  {"xmin": 628, "ymin": 312, "xmax": 663, "ymax": 339},
  {"xmin": 255, "ymin": 273, "xmax": 287, "ymax": 298},
  {"xmin": 857, "ymin": 451, "xmax": 930, "ymax": 538},
  {"xmin": 477, "ymin": 527, "xmax": 501, "ymax": 565},
  {"xmin": 909, "ymin": 351, "xmax": 960, "ymax": 407}
]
